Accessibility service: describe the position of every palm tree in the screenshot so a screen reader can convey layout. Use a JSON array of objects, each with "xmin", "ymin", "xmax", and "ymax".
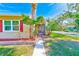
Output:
[
  {"xmin": 22, "ymin": 3, "xmax": 37, "ymax": 38},
  {"xmin": 22, "ymin": 14, "xmax": 31, "ymax": 25},
  {"xmin": 30, "ymin": 3, "xmax": 37, "ymax": 38},
  {"xmin": 32, "ymin": 3, "xmax": 37, "ymax": 19},
  {"xmin": 35, "ymin": 16, "xmax": 45, "ymax": 36},
  {"xmin": 22, "ymin": 14, "xmax": 35, "ymax": 38}
]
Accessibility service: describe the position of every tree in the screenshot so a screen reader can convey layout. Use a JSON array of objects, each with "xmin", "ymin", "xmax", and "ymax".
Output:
[
  {"xmin": 22, "ymin": 14, "xmax": 35, "ymax": 25},
  {"xmin": 75, "ymin": 18, "xmax": 79, "ymax": 32},
  {"xmin": 35, "ymin": 16, "xmax": 45, "ymax": 25},
  {"xmin": 46, "ymin": 20, "xmax": 62, "ymax": 31},
  {"xmin": 67, "ymin": 3, "xmax": 79, "ymax": 13},
  {"xmin": 22, "ymin": 14, "xmax": 35, "ymax": 38},
  {"xmin": 34, "ymin": 16, "xmax": 45, "ymax": 36}
]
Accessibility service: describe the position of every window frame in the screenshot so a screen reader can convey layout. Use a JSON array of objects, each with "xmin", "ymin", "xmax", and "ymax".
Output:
[{"xmin": 3, "ymin": 20, "xmax": 20, "ymax": 32}]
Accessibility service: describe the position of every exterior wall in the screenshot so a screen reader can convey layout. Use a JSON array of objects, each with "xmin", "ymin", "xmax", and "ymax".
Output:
[
  {"xmin": 0, "ymin": 24, "xmax": 30, "ymax": 39},
  {"xmin": 0, "ymin": 15, "xmax": 31, "ymax": 40}
]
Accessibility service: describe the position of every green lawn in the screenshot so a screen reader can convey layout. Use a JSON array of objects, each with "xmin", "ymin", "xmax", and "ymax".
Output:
[
  {"xmin": 47, "ymin": 40, "xmax": 79, "ymax": 56},
  {"xmin": 0, "ymin": 48, "xmax": 14, "ymax": 56},
  {"xmin": 50, "ymin": 32, "xmax": 79, "ymax": 41},
  {"xmin": 0, "ymin": 45, "xmax": 34, "ymax": 56},
  {"xmin": 45, "ymin": 32, "xmax": 79, "ymax": 56}
]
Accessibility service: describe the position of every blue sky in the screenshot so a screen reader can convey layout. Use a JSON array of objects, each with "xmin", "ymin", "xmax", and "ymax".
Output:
[{"xmin": 0, "ymin": 3, "xmax": 67, "ymax": 18}]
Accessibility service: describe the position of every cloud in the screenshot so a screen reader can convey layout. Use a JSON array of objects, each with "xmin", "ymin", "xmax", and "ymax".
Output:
[
  {"xmin": 48, "ymin": 3, "xmax": 56, "ymax": 7},
  {"xmin": 0, "ymin": 3, "xmax": 28, "ymax": 15},
  {"xmin": 0, "ymin": 4, "xmax": 10, "ymax": 12},
  {"xmin": 0, "ymin": 4, "xmax": 15, "ymax": 13},
  {"xmin": 0, "ymin": 4, "xmax": 9, "ymax": 11},
  {"xmin": 0, "ymin": 4, "xmax": 5, "ymax": 7},
  {"xmin": 0, "ymin": 3, "xmax": 15, "ymax": 9},
  {"xmin": 0, "ymin": 10, "xmax": 9, "ymax": 11}
]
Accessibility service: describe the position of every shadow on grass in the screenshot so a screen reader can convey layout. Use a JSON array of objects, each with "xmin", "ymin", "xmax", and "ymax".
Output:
[{"xmin": 47, "ymin": 40, "xmax": 79, "ymax": 56}]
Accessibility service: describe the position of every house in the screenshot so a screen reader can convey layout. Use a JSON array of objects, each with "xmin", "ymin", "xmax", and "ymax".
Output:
[{"xmin": 0, "ymin": 15, "xmax": 32, "ymax": 41}]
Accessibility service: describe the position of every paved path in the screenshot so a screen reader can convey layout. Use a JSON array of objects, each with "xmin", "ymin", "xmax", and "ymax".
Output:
[
  {"xmin": 33, "ymin": 37, "xmax": 46, "ymax": 56},
  {"xmin": 53, "ymin": 31, "xmax": 79, "ymax": 35}
]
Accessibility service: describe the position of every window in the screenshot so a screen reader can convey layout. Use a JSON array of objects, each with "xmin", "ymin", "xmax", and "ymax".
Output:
[
  {"xmin": 4, "ymin": 21, "xmax": 11, "ymax": 31},
  {"xmin": 12, "ymin": 21, "xmax": 19, "ymax": 31},
  {"xmin": 3, "ymin": 20, "xmax": 20, "ymax": 32}
]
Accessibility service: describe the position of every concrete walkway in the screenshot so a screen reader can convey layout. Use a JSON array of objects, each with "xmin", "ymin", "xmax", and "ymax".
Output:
[{"xmin": 33, "ymin": 37, "xmax": 46, "ymax": 56}]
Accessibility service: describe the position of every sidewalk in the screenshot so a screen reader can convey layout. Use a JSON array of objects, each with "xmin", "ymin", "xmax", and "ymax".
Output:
[{"xmin": 33, "ymin": 37, "xmax": 46, "ymax": 56}]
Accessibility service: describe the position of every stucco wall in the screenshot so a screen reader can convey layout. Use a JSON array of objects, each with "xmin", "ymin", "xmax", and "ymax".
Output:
[{"xmin": 0, "ymin": 24, "xmax": 30, "ymax": 39}]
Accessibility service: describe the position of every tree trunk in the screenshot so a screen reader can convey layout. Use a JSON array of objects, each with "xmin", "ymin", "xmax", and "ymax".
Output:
[{"xmin": 29, "ymin": 25, "xmax": 32, "ymax": 38}]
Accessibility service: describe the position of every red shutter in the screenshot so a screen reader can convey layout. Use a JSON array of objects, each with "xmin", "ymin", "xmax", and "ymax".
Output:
[
  {"xmin": 20, "ymin": 20, "xmax": 23, "ymax": 32},
  {"xmin": 0, "ymin": 20, "xmax": 2, "ymax": 32}
]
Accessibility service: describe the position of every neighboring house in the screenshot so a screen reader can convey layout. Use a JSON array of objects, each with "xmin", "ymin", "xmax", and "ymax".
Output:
[
  {"xmin": 65, "ymin": 26, "xmax": 77, "ymax": 32},
  {"xmin": 0, "ymin": 15, "xmax": 30, "ymax": 41},
  {"xmin": 62, "ymin": 18, "xmax": 77, "ymax": 32}
]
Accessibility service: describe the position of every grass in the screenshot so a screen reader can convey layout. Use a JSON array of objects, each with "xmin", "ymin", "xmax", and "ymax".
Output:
[
  {"xmin": 47, "ymin": 40, "xmax": 79, "ymax": 56},
  {"xmin": 0, "ymin": 48, "xmax": 14, "ymax": 56},
  {"xmin": 50, "ymin": 32, "xmax": 79, "ymax": 41},
  {"xmin": 45, "ymin": 32, "xmax": 79, "ymax": 56},
  {"xmin": 0, "ymin": 45, "xmax": 34, "ymax": 56}
]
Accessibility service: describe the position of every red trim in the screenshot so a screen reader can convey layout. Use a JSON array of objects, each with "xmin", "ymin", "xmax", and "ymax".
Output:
[
  {"xmin": 20, "ymin": 20, "xmax": 23, "ymax": 32},
  {"xmin": 0, "ymin": 38, "xmax": 35, "ymax": 41},
  {"xmin": 0, "ymin": 20, "xmax": 2, "ymax": 32}
]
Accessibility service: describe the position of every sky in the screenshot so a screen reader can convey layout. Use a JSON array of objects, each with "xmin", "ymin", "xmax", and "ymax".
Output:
[{"xmin": 0, "ymin": 3, "xmax": 67, "ymax": 18}]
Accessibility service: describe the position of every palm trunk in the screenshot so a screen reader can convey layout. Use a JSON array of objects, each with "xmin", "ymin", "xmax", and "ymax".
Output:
[{"xmin": 29, "ymin": 25, "xmax": 32, "ymax": 38}]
